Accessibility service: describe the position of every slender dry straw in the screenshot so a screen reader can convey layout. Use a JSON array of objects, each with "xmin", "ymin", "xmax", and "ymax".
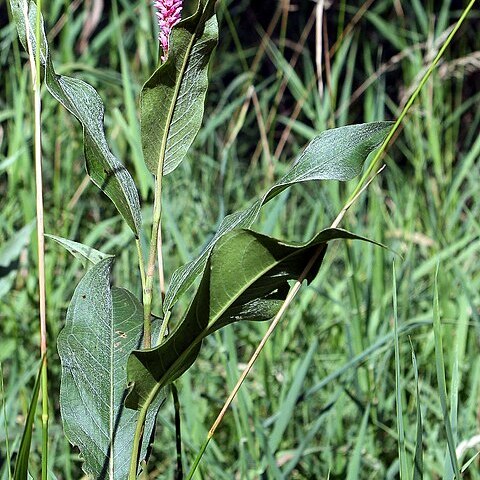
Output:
[
  {"xmin": 22, "ymin": 0, "xmax": 48, "ymax": 478},
  {"xmin": 186, "ymin": 1, "xmax": 477, "ymax": 476},
  {"xmin": 315, "ymin": 0, "xmax": 325, "ymax": 98}
]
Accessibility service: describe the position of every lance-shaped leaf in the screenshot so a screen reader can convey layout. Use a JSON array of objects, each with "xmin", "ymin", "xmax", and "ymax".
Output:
[
  {"xmin": 126, "ymin": 227, "xmax": 381, "ymax": 410},
  {"xmin": 46, "ymin": 234, "xmax": 112, "ymax": 266},
  {"xmin": 164, "ymin": 121, "xmax": 393, "ymax": 313},
  {"xmin": 10, "ymin": 0, "xmax": 142, "ymax": 235},
  {"xmin": 57, "ymin": 258, "xmax": 164, "ymax": 479},
  {"xmin": 141, "ymin": 0, "xmax": 218, "ymax": 176}
]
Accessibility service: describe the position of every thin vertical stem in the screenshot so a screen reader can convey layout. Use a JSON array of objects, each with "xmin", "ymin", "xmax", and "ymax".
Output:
[
  {"xmin": 23, "ymin": 1, "xmax": 48, "ymax": 478},
  {"xmin": 315, "ymin": 0, "xmax": 325, "ymax": 99},
  {"xmin": 143, "ymin": 175, "xmax": 164, "ymax": 349},
  {"xmin": 172, "ymin": 384, "xmax": 183, "ymax": 480},
  {"xmin": 157, "ymin": 227, "xmax": 166, "ymax": 302},
  {"xmin": 135, "ymin": 237, "xmax": 146, "ymax": 292},
  {"xmin": 128, "ymin": 401, "xmax": 149, "ymax": 479}
]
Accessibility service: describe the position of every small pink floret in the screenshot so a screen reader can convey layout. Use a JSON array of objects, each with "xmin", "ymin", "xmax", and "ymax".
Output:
[{"xmin": 153, "ymin": 0, "xmax": 183, "ymax": 62}]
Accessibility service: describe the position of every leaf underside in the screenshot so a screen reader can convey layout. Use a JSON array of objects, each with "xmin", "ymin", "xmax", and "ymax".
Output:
[
  {"xmin": 126, "ymin": 227, "xmax": 381, "ymax": 410},
  {"xmin": 141, "ymin": 0, "xmax": 218, "ymax": 176},
  {"xmin": 46, "ymin": 234, "xmax": 112, "ymax": 266},
  {"xmin": 163, "ymin": 121, "xmax": 393, "ymax": 313},
  {"xmin": 10, "ymin": 0, "xmax": 142, "ymax": 235},
  {"xmin": 57, "ymin": 258, "xmax": 164, "ymax": 479}
]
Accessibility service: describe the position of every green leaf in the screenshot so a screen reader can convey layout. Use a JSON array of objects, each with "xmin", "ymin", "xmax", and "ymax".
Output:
[
  {"xmin": 433, "ymin": 268, "xmax": 461, "ymax": 479},
  {"xmin": 141, "ymin": 0, "xmax": 218, "ymax": 176},
  {"xmin": 10, "ymin": 1, "xmax": 142, "ymax": 235},
  {"xmin": 57, "ymin": 258, "xmax": 163, "ymax": 479},
  {"xmin": 13, "ymin": 357, "xmax": 44, "ymax": 480},
  {"xmin": 411, "ymin": 345, "xmax": 424, "ymax": 480},
  {"xmin": 393, "ymin": 263, "xmax": 409, "ymax": 479},
  {"xmin": 346, "ymin": 404, "xmax": 371, "ymax": 480},
  {"xmin": 164, "ymin": 121, "xmax": 393, "ymax": 313},
  {"xmin": 126, "ymin": 227, "xmax": 381, "ymax": 410},
  {"xmin": 268, "ymin": 339, "xmax": 318, "ymax": 454},
  {"xmin": 46, "ymin": 234, "xmax": 112, "ymax": 266}
]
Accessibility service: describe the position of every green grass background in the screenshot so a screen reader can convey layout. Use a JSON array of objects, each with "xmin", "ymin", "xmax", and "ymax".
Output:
[{"xmin": 1, "ymin": 0, "xmax": 479, "ymax": 478}]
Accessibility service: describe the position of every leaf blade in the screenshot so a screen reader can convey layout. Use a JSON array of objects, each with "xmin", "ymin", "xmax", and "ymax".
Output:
[
  {"xmin": 126, "ymin": 227, "xmax": 382, "ymax": 410},
  {"xmin": 57, "ymin": 258, "xmax": 162, "ymax": 478},
  {"xmin": 45, "ymin": 234, "xmax": 112, "ymax": 266},
  {"xmin": 10, "ymin": 0, "xmax": 142, "ymax": 235},
  {"xmin": 164, "ymin": 121, "xmax": 393, "ymax": 313},
  {"xmin": 141, "ymin": 0, "xmax": 218, "ymax": 176}
]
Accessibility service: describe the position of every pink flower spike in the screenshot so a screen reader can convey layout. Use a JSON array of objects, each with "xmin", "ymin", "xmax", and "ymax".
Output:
[{"xmin": 153, "ymin": 0, "xmax": 183, "ymax": 62}]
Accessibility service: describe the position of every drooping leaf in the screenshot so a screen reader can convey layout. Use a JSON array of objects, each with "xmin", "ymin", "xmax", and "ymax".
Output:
[
  {"xmin": 57, "ymin": 258, "xmax": 164, "ymax": 479},
  {"xmin": 164, "ymin": 121, "xmax": 393, "ymax": 313},
  {"xmin": 13, "ymin": 357, "xmax": 44, "ymax": 480},
  {"xmin": 10, "ymin": 0, "xmax": 142, "ymax": 235},
  {"xmin": 141, "ymin": 0, "xmax": 218, "ymax": 176},
  {"xmin": 126, "ymin": 227, "xmax": 381, "ymax": 410},
  {"xmin": 46, "ymin": 234, "xmax": 112, "ymax": 266}
]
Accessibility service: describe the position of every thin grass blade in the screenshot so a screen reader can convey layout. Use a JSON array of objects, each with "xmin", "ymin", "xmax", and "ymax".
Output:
[
  {"xmin": 433, "ymin": 267, "xmax": 461, "ymax": 479},
  {"xmin": 13, "ymin": 357, "xmax": 44, "ymax": 480},
  {"xmin": 411, "ymin": 343, "xmax": 423, "ymax": 480},
  {"xmin": 393, "ymin": 263, "xmax": 409, "ymax": 478},
  {"xmin": 346, "ymin": 404, "xmax": 370, "ymax": 480}
]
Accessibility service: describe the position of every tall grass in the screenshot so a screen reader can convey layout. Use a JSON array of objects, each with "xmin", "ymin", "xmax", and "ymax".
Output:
[{"xmin": 1, "ymin": 0, "xmax": 479, "ymax": 478}]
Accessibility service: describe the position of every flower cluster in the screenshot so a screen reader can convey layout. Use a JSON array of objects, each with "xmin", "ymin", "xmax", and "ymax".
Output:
[{"xmin": 153, "ymin": 0, "xmax": 183, "ymax": 62}]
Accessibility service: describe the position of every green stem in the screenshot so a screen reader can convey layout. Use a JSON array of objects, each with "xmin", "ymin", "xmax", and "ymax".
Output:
[
  {"xmin": 41, "ymin": 355, "xmax": 48, "ymax": 480},
  {"xmin": 172, "ymin": 384, "xmax": 183, "ymax": 480},
  {"xmin": 135, "ymin": 238, "xmax": 146, "ymax": 293},
  {"xmin": 128, "ymin": 382, "xmax": 163, "ymax": 478},
  {"xmin": 186, "ymin": 437, "xmax": 210, "ymax": 480},
  {"xmin": 157, "ymin": 310, "xmax": 171, "ymax": 345},
  {"xmin": 143, "ymin": 175, "xmax": 164, "ymax": 349},
  {"xmin": 128, "ymin": 403, "xmax": 149, "ymax": 480}
]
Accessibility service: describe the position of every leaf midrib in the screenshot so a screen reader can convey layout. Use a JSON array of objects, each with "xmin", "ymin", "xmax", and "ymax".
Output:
[
  {"xmin": 46, "ymin": 55, "xmax": 139, "ymax": 233},
  {"xmin": 155, "ymin": 7, "xmax": 205, "ymax": 179},
  {"xmin": 140, "ymin": 233, "xmax": 317, "ymax": 408}
]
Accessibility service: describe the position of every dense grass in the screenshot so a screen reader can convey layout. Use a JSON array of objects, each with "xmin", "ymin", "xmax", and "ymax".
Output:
[{"xmin": 1, "ymin": 0, "xmax": 479, "ymax": 478}]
